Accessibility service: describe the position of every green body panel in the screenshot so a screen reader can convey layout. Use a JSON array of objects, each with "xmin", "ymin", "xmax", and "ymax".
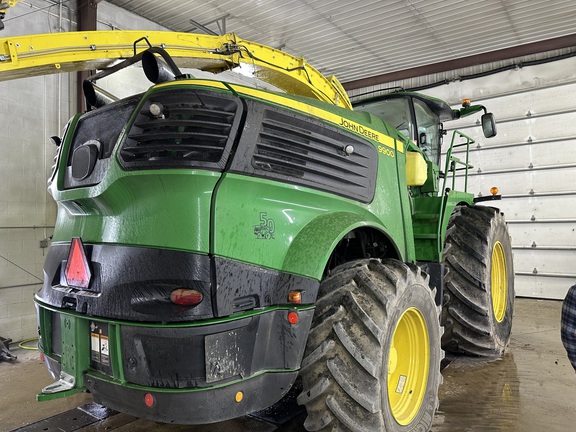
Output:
[
  {"xmin": 412, "ymin": 196, "xmax": 442, "ymax": 261},
  {"xmin": 213, "ymin": 146, "xmax": 412, "ymax": 280},
  {"xmin": 412, "ymin": 191, "xmax": 475, "ymax": 262},
  {"xmin": 212, "ymin": 81, "xmax": 415, "ymax": 276},
  {"xmin": 282, "ymin": 211, "xmax": 394, "ymax": 278},
  {"xmin": 51, "ymin": 169, "xmax": 219, "ymax": 253}
]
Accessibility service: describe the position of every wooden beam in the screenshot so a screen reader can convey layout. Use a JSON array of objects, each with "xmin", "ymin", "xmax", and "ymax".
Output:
[{"xmin": 77, "ymin": 0, "xmax": 99, "ymax": 112}]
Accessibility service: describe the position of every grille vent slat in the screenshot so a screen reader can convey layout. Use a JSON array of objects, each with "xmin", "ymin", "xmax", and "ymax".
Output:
[
  {"xmin": 254, "ymin": 154, "xmax": 367, "ymax": 187},
  {"xmin": 251, "ymin": 109, "xmax": 378, "ymax": 202},
  {"xmin": 262, "ymin": 119, "xmax": 369, "ymax": 161},
  {"xmin": 256, "ymin": 142, "xmax": 366, "ymax": 179},
  {"xmin": 134, "ymin": 119, "xmax": 232, "ymax": 131},
  {"xmin": 259, "ymin": 130, "xmax": 368, "ymax": 169},
  {"xmin": 120, "ymin": 90, "xmax": 240, "ymax": 170},
  {"xmin": 166, "ymin": 107, "xmax": 235, "ymax": 118},
  {"xmin": 128, "ymin": 132, "xmax": 229, "ymax": 142}
]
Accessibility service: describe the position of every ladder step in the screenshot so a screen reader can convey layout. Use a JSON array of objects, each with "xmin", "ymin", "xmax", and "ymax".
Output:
[
  {"xmin": 413, "ymin": 213, "xmax": 439, "ymax": 220},
  {"xmin": 414, "ymin": 233, "xmax": 438, "ymax": 239}
]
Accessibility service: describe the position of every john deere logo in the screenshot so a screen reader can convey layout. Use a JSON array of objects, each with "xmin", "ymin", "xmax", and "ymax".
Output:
[{"xmin": 339, "ymin": 117, "xmax": 380, "ymax": 142}]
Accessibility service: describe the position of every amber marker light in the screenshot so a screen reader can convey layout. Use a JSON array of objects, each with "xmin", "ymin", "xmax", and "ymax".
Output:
[
  {"xmin": 235, "ymin": 391, "xmax": 244, "ymax": 403},
  {"xmin": 490, "ymin": 186, "xmax": 499, "ymax": 195},
  {"xmin": 288, "ymin": 291, "xmax": 302, "ymax": 304},
  {"xmin": 462, "ymin": 98, "xmax": 471, "ymax": 107}
]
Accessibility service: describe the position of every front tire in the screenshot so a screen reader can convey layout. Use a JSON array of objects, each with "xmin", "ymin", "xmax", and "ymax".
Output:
[
  {"xmin": 441, "ymin": 205, "xmax": 515, "ymax": 357},
  {"xmin": 298, "ymin": 259, "xmax": 442, "ymax": 432}
]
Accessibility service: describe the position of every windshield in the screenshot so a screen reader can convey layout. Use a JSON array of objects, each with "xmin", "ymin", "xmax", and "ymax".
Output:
[
  {"xmin": 355, "ymin": 95, "xmax": 442, "ymax": 166},
  {"xmin": 354, "ymin": 97, "xmax": 413, "ymax": 139}
]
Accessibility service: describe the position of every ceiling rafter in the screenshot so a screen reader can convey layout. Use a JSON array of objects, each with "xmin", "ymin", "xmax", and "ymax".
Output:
[{"xmin": 105, "ymin": 0, "xmax": 576, "ymax": 86}]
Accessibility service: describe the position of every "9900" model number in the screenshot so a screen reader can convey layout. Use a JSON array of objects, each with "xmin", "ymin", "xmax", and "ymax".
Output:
[{"xmin": 378, "ymin": 145, "xmax": 395, "ymax": 158}]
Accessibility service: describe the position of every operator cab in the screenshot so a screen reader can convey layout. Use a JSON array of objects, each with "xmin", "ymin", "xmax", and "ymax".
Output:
[
  {"xmin": 354, "ymin": 92, "xmax": 497, "ymax": 168},
  {"xmin": 353, "ymin": 92, "xmax": 454, "ymax": 167}
]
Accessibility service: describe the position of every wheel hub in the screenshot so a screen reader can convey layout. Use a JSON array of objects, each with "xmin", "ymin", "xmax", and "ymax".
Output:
[
  {"xmin": 387, "ymin": 307, "xmax": 429, "ymax": 426},
  {"xmin": 491, "ymin": 241, "xmax": 508, "ymax": 323}
]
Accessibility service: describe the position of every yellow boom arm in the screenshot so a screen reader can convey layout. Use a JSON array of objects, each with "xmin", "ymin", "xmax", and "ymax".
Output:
[
  {"xmin": 0, "ymin": 0, "xmax": 21, "ymax": 15},
  {"xmin": 0, "ymin": 30, "xmax": 351, "ymax": 109},
  {"xmin": 0, "ymin": 0, "xmax": 22, "ymax": 30}
]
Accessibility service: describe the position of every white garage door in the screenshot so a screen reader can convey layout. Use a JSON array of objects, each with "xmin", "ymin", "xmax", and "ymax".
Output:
[{"xmin": 431, "ymin": 58, "xmax": 576, "ymax": 299}]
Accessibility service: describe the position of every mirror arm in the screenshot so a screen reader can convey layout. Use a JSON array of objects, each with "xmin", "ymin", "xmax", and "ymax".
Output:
[{"xmin": 458, "ymin": 104, "xmax": 485, "ymax": 118}]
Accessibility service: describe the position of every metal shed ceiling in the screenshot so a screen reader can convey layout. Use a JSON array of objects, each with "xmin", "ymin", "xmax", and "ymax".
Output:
[{"xmin": 107, "ymin": 0, "xmax": 576, "ymax": 87}]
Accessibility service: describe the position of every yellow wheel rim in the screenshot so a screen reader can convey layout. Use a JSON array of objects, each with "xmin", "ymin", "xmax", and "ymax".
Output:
[
  {"xmin": 387, "ymin": 307, "xmax": 429, "ymax": 426},
  {"xmin": 491, "ymin": 241, "xmax": 508, "ymax": 323}
]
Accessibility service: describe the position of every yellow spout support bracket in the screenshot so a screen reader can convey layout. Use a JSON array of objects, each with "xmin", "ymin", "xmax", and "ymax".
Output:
[
  {"xmin": 6, "ymin": 39, "xmax": 17, "ymax": 64},
  {"xmin": 0, "ymin": 30, "xmax": 351, "ymax": 109}
]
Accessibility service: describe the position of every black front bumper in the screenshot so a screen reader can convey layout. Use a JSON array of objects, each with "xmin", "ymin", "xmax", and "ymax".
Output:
[
  {"xmin": 37, "ymin": 303, "xmax": 314, "ymax": 423},
  {"xmin": 85, "ymin": 370, "xmax": 299, "ymax": 424}
]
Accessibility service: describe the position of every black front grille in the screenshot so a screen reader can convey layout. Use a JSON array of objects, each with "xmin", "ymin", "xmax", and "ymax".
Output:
[
  {"xmin": 120, "ymin": 89, "xmax": 242, "ymax": 170},
  {"xmin": 249, "ymin": 108, "xmax": 378, "ymax": 202}
]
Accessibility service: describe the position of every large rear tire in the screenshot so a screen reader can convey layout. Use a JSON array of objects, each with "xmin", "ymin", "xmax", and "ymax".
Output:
[
  {"xmin": 441, "ymin": 205, "xmax": 515, "ymax": 357},
  {"xmin": 298, "ymin": 259, "xmax": 442, "ymax": 432}
]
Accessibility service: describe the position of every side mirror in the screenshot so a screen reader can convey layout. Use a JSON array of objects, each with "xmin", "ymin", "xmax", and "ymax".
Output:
[
  {"xmin": 419, "ymin": 132, "xmax": 427, "ymax": 145},
  {"xmin": 481, "ymin": 113, "xmax": 497, "ymax": 138}
]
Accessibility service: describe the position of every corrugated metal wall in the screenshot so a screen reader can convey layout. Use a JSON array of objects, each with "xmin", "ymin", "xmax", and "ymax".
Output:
[
  {"xmin": 351, "ymin": 53, "xmax": 576, "ymax": 299},
  {"xmin": 0, "ymin": 0, "xmax": 74, "ymax": 343}
]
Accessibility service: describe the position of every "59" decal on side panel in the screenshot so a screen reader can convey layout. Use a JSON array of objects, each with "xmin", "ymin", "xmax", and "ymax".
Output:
[{"xmin": 254, "ymin": 212, "xmax": 276, "ymax": 240}]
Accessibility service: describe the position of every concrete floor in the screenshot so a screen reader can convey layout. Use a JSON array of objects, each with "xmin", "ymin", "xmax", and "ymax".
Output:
[{"xmin": 1, "ymin": 298, "xmax": 575, "ymax": 431}]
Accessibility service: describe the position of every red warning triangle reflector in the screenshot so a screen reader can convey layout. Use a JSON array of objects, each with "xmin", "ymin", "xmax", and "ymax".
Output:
[{"xmin": 65, "ymin": 237, "xmax": 91, "ymax": 289}]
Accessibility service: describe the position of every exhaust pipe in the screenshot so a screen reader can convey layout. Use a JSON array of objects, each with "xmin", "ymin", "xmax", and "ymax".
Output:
[
  {"xmin": 142, "ymin": 50, "xmax": 176, "ymax": 84},
  {"xmin": 83, "ymin": 80, "xmax": 119, "ymax": 109}
]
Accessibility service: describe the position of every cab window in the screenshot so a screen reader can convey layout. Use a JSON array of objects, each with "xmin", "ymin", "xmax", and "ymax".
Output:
[
  {"xmin": 413, "ymin": 98, "xmax": 441, "ymax": 166},
  {"xmin": 354, "ymin": 97, "xmax": 413, "ymax": 139}
]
